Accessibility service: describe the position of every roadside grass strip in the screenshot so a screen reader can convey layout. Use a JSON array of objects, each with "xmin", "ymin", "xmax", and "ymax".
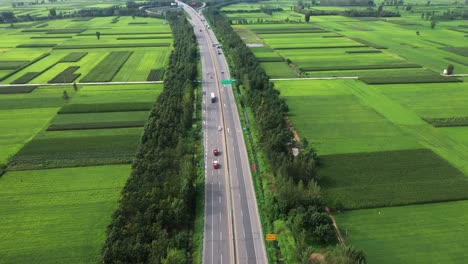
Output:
[
  {"xmin": 58, "ymin": 102, "xmax": 153, "ymax": 114},
  {"xmin": 48, "ymin": 66, "xmax": 81, "ymax": 83},
  {"xmin": 9, "ymin": 134, "xmax": 140, "ymax": 170},
  {"xmin": 80, "ymin": 51, "xmax": 133, "ymax": 82},
  {"xmin": 0, "ymin": 86, "xmax": 37, "ymax": 94},
  {"xmin": 59, "ymin": 52, "xmax": 88, "ymax": 62},
  {"xmin": 320, "ymin": 149, "xmax": 468, "ymax": 210},
  {"xmin": 0, "ymin": 165, "xmax": 129, "ymax": 263},
  {"xmin": 53, "ymin": 43, "xmax": 170, "ymax": 49},
  {"xmin": 424, "ymin": 117, "xmax": 468, "ymax": 127}
]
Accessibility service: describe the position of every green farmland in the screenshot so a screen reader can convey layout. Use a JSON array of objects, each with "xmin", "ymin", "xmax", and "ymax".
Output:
[
  {"xmin": 0, "ymin": 16, "xmax": 171, "ymax": 84},
  {"xmin": 0, "ymin": 1, "xmax": 171, "ymax": 260},
  {"xmin": 228, "ymin": 0, "xmax": 468, "ymax": 261},
  {"xmin": 0, "ymin": 165, "xmax": 130, "ymax": 263}
]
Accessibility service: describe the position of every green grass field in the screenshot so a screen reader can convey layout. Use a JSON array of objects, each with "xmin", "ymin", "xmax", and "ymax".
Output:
[
  {"xmin": 0, "ymin": 165, "xmax": 130, "ymax": 264},
  {"xmin": 336, "ymin": 201, "xmax": 468, "ymax": 263},
  {"xmin": 320, "ymin": 149, "xmax": 468, "ymax": 209}
]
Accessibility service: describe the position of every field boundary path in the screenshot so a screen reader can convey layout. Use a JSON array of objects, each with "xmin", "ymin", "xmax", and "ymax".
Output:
[
  {"xmin": 0, "ymin": 81, "xmax": 163, "ymax": 87},
  {"xmin": 325, "ymin": 207, "xmax": 346, "ymax": 245},
  {"xmin": 270, "ymin": 76, "xmax": 358, "ymax": 81}
]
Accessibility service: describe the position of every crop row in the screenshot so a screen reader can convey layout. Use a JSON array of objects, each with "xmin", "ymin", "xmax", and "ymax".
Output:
[
  {"xmin": 257, "ymin": 57, "xmax": 284, "ymax": 62},
  {"xmin": 424, "ymin": 117, "xmax": 468, "ymax": 127},
  {"xmin": 58, "ymin": 102, "xmax": 153, "ymax": 114},
  {"xmin": 445, "ymin": 57, "xmax": 468, "ymax": 66},
  {"xmin": 116, "ymin": 36, "xmax": 172, "ymax": 40},
  {"xmin": 59, "ymin": 52, "xmax": 88, "ymax": 62},
  {"xmin": 47, "ymin": 121, "xmax": 146, "ymax": 131},
  {"xmin": 16, "ymin": 44, "xmax": 57, "ymax": 48},
  {"xmin": 349, "ymin": 38, "xmax": 387, "ymax": 49},
  {"xmin": 53, "ymin": 43, "xmax": 170, "ymax": 49},
  {"xmin": 48, "ymin": 66, "xmax": 81, "ymax": 83},
  {"xmin": 345, "ymin": 50, "xmax": 382, "ymax": 54},
  {"xmin": 11, "ymin": 72, "xmax": 41, "ymax": 84},
  {"xmin": 360, "ymin": 74, "xmax": 461, "ymax": 84},
  {"xmin": 256, "ymin": 29, "xmax": 329, "ymax": 34},
  {"xmin": 301, "ymin": 63, "xmax": 421, "ymax": 71},
  {"xmin": 275, "ymin": 45, "xmax": 365, "ymax": 50},
  {"xmin": 22, "ymin": 28, "xmax": 86, "ymax": 34},
  {"xmin": 77, "ymin": 32, "xmax": 170, "ymax": 36},
  {"xmin": 9, "ymin": 134, "xmax": 140, "ymax": 170},
  {"xmin": 80, "ymin": 51, "xmax": 133, "ymax": 82},
  {"xmin": 320, "ymin": 149, "xmax": 468, "ymax": 210},
  {"xmin": 0, "ymin": 86, "xmax": 37, "ymax": 94},
  {"xmin": 30, "ymin": 36, "xmax": 73, "ymax": 39},
  {"xmin": 146, "ymin": 68, "xmax": 165, "ymax": 81},
  {"xmin": 0, "ymin": 60, "xmax": 28, "ymax": 70},
  {"xmin": 441, "ymin": 46, "xmax": 468, "ymax": 57}
]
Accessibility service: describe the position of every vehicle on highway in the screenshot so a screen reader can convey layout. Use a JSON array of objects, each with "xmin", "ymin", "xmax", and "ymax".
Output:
[
  {"xmin": 213, "ymin": 160, "xmax": 219, "ymax": 169},
  {"xmin": 213, "ymin": 149, "xmax": 219, "ymax": 156},
  {"xmin": 218, "ymin": 126, "xmax": 222, "ymax": 131},
  {"xmin": 210, "ymin": 92, "xmax": 216, "ymax": 103},
  {"xmin": 217, "ymin": 51, "xmax": 222, "ymax": 55}
]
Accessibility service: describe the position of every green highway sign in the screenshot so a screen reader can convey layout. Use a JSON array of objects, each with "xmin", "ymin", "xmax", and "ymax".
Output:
[{"xmin": 221, "ymin": 79, "xmax": 236, "ymax": 85}]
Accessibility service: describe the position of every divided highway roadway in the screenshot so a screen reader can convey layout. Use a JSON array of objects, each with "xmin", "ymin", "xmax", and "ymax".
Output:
[{"xmin": 179, "ymin": 2, "xmax": 268, "ymax": 264}]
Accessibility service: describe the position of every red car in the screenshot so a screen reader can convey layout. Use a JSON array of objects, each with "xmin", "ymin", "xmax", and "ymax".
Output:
[
  {"xmin": 213, "ymin": 160, "xmax": 219, "ymax": 169},
  {"xmin": 213, "ymin": 149, "xmax": 219, "ymax": 156}
]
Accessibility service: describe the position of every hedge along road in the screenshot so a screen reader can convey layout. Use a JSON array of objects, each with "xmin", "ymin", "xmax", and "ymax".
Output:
[{"xmin": 0, "ymin": 81, "xmax": 163, "ymax": 87}]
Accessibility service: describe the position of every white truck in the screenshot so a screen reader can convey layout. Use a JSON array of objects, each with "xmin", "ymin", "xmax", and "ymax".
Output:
[{"xmin": 210, "ymin": 92, "xmax": 216, "ymax": 103}]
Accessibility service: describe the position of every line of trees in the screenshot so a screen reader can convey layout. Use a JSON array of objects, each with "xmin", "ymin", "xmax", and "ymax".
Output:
[{"xmin": 101, "ymin": 11, "xmax": 199, "ymax": 263}]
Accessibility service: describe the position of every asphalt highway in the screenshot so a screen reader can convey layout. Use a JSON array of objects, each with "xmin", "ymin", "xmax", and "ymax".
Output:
[{"xmin": 179, "ymin": 2, "xmax": 268, "ymax": 264}]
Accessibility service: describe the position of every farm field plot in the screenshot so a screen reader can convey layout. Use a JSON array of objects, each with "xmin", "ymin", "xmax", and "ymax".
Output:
[
  {"xmin": 0, "ymin": 86, "xmax": 75, "ymax": 165},
  {"xmin": 375, "ymin": 82, "xmax": 468, "ymax": 119},
  {"xmin": 0, "ymin": 17, "xmax": 172, "ymax": 84},
  {"xmin": 320, "ymin": 148, "xmax": 468, "ymax": 209},
  {"xmin": 8, "ymin": 83, "xmax": 160, "ymax": 170},
  {"xmin": 274, "ymin": 80, "xmax": 422, "ymax": 155},
  {"xmin": 335, "ymin": 201, "xmax": 468, "ymax": 263},
  {"xmin": 0, "ymin": 165, "xmax": 130, "ymax": 264}
]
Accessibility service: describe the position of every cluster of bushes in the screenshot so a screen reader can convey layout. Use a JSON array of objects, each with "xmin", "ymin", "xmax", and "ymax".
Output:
[
  {"xmin": 205, "ymin": 7, "xmax": 347, "ymax": 261},
  {"xmin": 101, "ymin": 11, "xmax": 199, "ymax": 263}
]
